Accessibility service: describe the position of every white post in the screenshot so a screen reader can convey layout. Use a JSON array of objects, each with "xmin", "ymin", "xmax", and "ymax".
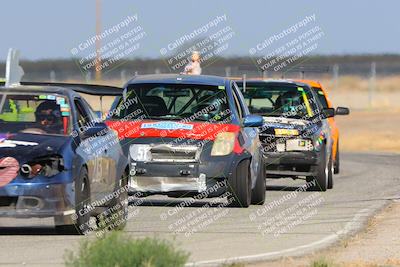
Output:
[
  {"xmin": 369, "ymin": 62, "xmax": 376, "ymax": 108},
  {"xmin": 50, "ymin": 70, "xmax": 56, "ymax": 82},
  {"xmin": 332, "ymin": 64, "xmax": 339, "ymax": 91}
]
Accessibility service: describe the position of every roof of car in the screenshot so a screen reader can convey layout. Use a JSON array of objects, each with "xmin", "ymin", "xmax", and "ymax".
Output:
[
  {"xmin": 0, "ymin": 85, "xmax": 72, "ymax": 95},
  {"xmin": 0, "ymin": 82, "xmax": 122, "ymax": 96},
  {"xmin": 293, "ymin": 79, "xmax": 322, "ymax": 88},
  {"xmin": 126, "ymin": 74, "xmax": 228, "ymax": 86},
  {"xmin": 235, "ymin": 79, "xmax": 309, "ymax": 88}
]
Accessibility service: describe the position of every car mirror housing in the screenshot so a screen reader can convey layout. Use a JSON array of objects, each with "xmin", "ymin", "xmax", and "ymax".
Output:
[
  {"xmin": 243, "ymin": 114, "xmax": 264, "ymax": 127},
  {"xmin": 335, "ymin": 106, "xmax": 350, "ymax": 115},
  {"xmin": 323, "ymin": 108, "xmax": 335, "ymax": 118},
  {"xmin": 80, "ymin": 123, "xmax": 108, "ymax": 139}
]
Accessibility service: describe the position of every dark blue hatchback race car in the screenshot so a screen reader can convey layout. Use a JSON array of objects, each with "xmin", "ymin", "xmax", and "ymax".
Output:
[
  {"xmin": 0, "ymin": 83, "xmax": 129, "ymax": 234},
  {"xmin": 106, "ymin": 74, "xmax": 266, "ymax": 207}
]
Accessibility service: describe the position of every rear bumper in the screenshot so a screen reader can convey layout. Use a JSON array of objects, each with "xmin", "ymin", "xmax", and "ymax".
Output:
[{"xmin": 263, "ymin": 151, "xmax": 320, "ymax": 178}]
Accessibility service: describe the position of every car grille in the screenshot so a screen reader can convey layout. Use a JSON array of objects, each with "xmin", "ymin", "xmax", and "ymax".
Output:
[
  {"xmin": 150, "ymin": 144, "xmax": 200, "ymax": 162},
  {"xmin": 130, "ymin": 144, "xmax": 201, "ymax": 163}
]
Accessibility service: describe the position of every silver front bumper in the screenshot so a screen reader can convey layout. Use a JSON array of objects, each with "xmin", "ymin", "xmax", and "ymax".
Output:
[{"xmin": 128, "ymin": 173, "xmax": 207, "ymax": 193}]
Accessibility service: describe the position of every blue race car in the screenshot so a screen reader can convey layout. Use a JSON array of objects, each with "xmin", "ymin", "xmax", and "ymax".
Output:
[
  {"xmin": 236, "ymin": 80, "xmax": 335, "ymax": 191},
  {"xmin": 0, "ymin": 83, "xmax": 128, "ymax": 234},
  {"xmin": 106, "ymin": 74, "xmax": 266, "ymax": 207}
]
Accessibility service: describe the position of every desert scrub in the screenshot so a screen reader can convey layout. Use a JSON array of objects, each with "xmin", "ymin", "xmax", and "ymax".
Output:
[{"xmin": 65, "ymin": 232, "xmax": 189, "ymax": 267}]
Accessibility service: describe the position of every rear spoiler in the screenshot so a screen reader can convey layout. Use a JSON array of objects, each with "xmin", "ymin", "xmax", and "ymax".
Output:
[{"xmin": 0, "ymin": 81, "xmax": 123, "ymax": 96}]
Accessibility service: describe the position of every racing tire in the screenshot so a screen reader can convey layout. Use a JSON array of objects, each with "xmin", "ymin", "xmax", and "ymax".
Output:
[
  {"xmin": 251, "ymin": 156, "xmax": 266, "ymax": 205},
  {"xmin": 327, "ymin": 153, "xmax": 334, "ymax": 189},
  {"xmin": 228, "ymin": 160, "xmax": 251, "ymax": 208},
  {"xmin": 56, "ymin": 167, "xmax": 91, "ymax": 235},
  {"xmin": 334, "ymin": 142, "xmax": 340, "ymax": 174},
  {"xmin": 308, "ymin": 145, "xmax": 331, "ymax": 192},
  {"xmin": 106, "ymin": 171, "xmax": 129, "ymax": 231}
]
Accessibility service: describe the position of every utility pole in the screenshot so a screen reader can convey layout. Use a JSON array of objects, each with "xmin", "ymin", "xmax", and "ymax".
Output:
[
  {"xmin": 95, "ymin": 0, "xmax": 102, "ymax": 81},
  {"xmin": 369, "ymin": 62, "xmax": 376, "ymax": 108}
]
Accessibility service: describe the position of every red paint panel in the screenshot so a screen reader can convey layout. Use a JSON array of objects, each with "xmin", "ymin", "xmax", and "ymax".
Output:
[{"xmin": 106, "ymin": 120, "xmax": 240, "ymax": 141}]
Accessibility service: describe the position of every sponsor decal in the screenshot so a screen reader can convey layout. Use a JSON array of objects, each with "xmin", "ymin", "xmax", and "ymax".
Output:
[
  {"xmin": 141, "ymin": 121, "xmax": 194, "ymax": 130},
  {"xmin": 0, "ymin": 136, "xmax": 39, "ymax": 148}
]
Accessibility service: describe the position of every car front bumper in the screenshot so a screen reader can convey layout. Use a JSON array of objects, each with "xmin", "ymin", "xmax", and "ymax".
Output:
[
  {"xmin": 263, "ymin": 151, "xmax": 321, "ymax": 178},
  {"xmin": 0, "ymin": 181, "xmax": 75, "ymax": 224}
]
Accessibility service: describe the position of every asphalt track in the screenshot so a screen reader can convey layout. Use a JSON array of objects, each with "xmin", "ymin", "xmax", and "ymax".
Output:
[{"xmin": 0, "ymin": 152, "xmax": 399, "ymax": 266}]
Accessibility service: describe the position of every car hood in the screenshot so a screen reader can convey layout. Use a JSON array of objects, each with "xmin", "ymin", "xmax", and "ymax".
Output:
[{"xmin": 0, "ymin": 133, "xmax": 68, "ymax": 163}]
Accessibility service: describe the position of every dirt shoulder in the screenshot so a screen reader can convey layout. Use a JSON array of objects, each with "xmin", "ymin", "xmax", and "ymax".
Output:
[
  {"xmin": 246, "ymin": 200, "xmax": 400, "ymax": 267},
  {"xmin": 335, "ymin": 109, "xmax": 400, "ymax": 153}
]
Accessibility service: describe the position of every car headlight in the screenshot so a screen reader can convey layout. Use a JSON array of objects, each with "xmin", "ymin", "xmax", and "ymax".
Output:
[
  {"xmin": 20, "ymin": 155, "xmax": 64, "ymax": 178},
  {"xmin": 211, "ymin": 132, "xmax": 236, "ymax": 156}
]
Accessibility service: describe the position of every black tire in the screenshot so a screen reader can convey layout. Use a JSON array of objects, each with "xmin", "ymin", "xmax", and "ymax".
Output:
[
  {"xmin": 56, "ymin": 167, "xmax": 91, "ymax": 235},
  {"xmin": 107, "ymin": 171, "xmax": 129, "ymax": 231},
  {"xmin": 228, "ymin": 160, "xmax": 251, "ymax": 208},
  {"xmin": 251, "ymin": 156, "xmax": 266, "ymax": 205},
  {"xmin": 327, "ymin": 152, "xmax": 334, "ymax": 189},
  {"xmin": 334, "ymin": 142, "xmax": 340, "ymax": 174},
  {"xmin": 308, "ymin": 145, "xmax": 330, "ymax": 192}
]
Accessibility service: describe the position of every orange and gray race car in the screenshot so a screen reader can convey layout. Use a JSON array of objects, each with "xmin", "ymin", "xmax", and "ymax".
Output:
[{"xmin": 295, "ymin": 80, "xmax": 349, "ymax": 174}]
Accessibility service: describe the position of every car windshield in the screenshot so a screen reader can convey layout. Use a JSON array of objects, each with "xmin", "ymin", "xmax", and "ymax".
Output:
[
  {"xmin": 111, "ymin": 83, "xmax": 231, "ymax": 123},
  {"xmin": 237, "ymin": 83, "xmax": 318, "ymax": 119},
  {"xmin": 0, "ymin": 93, "xmax": 72, "ymax": 135}
]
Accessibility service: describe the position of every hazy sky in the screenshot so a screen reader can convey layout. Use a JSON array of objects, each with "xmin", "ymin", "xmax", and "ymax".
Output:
[{"xmin": 0, "ymin": 0, "xmax": 398, "ymax": 60}]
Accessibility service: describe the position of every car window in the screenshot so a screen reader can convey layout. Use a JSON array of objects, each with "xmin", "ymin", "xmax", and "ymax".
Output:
[
  {"xmin": 74, "ymin": 98, "xmax": 92, "ymax": 130},
  {"xmin": 0, "ymin": 93, "xmax": 71, "ymax": 135},
  {"xmin": 313, "ymin": 87, "xmax": 329, "ymax": 109},
  {"xmin": 237, "ymin": 83, "xmax": 319, "ymax": 119},
  {"xmin": 111, "ymin": 83, "xmax": 231, "ymax": 123}
]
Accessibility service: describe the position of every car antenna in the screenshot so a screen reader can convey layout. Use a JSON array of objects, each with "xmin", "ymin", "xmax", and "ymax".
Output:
[
  {"xmin": 242, "ymin": 74, "xmax": 246, "ymax": 93},
  {"xmin": 5, "ymin": 48, "xmax": 24, "ymax": 87}
]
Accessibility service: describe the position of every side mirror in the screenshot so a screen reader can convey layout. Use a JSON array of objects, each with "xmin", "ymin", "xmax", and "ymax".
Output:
[
  {"xmin": 80, "ymin": 123, "xmax": 108, "ymax": 139},
  {"xmin": 335, "ymin": 106, "xmax": 350, "ymax": 115},
  {"xmin": 323, "ymin": 108, "xmax": 335, "ymax": 118},
  {"xmin": 94, "ymin": 111, "xmax": 103, "ymax": 119},
  {"xmin": 243, "ymin": 114, "xmax": 264, "ymax": 127}
]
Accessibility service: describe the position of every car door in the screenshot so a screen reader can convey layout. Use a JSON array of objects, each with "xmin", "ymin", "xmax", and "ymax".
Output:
[
  {"xmin": 74, "ymin": 97, "xmax": 108, "ymax": 199},
  {"xmin": 231, "ymin": 82, "xmax": 261, "ymax": 186},
  {"xmin": 80, "ymin": 97, "xmax": 119, "ymax": 194}
]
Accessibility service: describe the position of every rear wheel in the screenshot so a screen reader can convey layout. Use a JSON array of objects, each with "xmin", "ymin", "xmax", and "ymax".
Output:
[
  {"xmin": 251, "ymin": 156, "xmax": 266, "ymax": 205},
  {"xmin": 56, "ymin": 167, "xmax": 91, "ymax": 235},
  {"xmin": 228, "ymin": 160, "xmax": 251, "ymax": 208}
]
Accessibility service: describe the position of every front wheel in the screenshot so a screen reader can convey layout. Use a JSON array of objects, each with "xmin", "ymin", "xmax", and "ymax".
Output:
[
  {"xmin": 56, "ymin": 167, "xmax": 91, "ymax": 235},
  {"xmin": 308, "ymin": 146, "xmax": 331, "ymax": 192},
  {"xmin": 251, "ymin": 156, "xmax": 266, "ymax": 205},
  {"xmin": 228, "ymin": 160, "xmax": 251, "ymax": 208}
]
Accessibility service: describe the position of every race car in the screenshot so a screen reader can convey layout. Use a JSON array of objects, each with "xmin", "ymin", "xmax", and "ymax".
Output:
[
  {"xmin": 106, "ymin": 74, "xmax": 265, "ymax": 207},
  {"xmin": 294, "ymin": 80, "xmax": 349, "ymax": 173},
  {"xmin": 0, "ymin": 82, "xmax": 128, "ymax": 234},
  {"xmin": 236, "ymin": 79, "xmax": 336, "ymax": 191}
]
